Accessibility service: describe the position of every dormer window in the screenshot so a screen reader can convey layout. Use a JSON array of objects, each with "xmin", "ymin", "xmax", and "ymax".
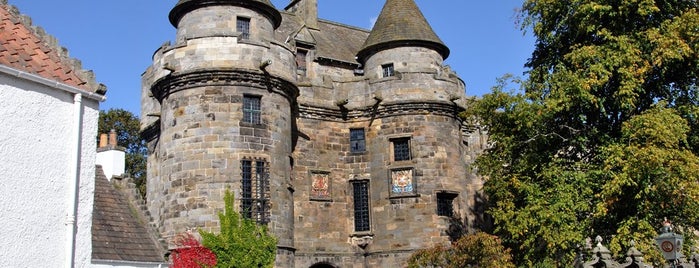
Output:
[
  {"xmin": 296, "ymin": 49, "xmax": 308, "ymax": 76},
  {"xmin": 237, "ymin": 17, "xmax": 251, "ymax": 40},
  {"xmin": 382, "ymin": 63, "xmax": 395, "ymax": 78}
]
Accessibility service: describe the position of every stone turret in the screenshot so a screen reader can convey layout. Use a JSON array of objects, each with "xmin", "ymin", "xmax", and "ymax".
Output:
[{"xmin": 142, "ymin": 0, "xmax": 297, "ymax": 266}]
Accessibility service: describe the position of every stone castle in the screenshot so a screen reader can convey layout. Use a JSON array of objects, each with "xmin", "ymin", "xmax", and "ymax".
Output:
[{"xmin": 140, "ymin": 0, "xmax": 486, "ymax": 266}]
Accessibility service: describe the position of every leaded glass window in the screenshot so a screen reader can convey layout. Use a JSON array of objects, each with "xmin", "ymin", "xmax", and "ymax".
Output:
[
  {"xmin": 243, "ymin": 95, "xmax": 261, "ymax": 124},
  {"xmin": 352, "ymin": 181, "xmax": 370, "ymax": 232}
]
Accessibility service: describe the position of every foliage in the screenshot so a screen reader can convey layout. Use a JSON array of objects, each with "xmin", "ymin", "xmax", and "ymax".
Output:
[
  {"xmin": 466, "ymin": 0, "xmax": 699, "ymax": 266},
  {"xmin": 171, "ymin": 232, "xmax": 217, "ymax": 268},
  {"xmin": 407, "ymin": 232, "xmax": 515, "ymax": 268},
  {"xmin": 98, "ymin": 108, "xmax": 147, "ymax": 197},
  {"xmin": 200, "ymin": 190, "xmax": 277, "ymax": 268}
]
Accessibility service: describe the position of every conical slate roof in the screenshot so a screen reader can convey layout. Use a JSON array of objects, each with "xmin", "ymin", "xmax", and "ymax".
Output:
[
  {"xmin": 169, "ymin": 0, "xmax": 281, "ymax": 29},
  {"xmin": 357, "ymin": 0, "xmax": 449, "ymax": 62}
]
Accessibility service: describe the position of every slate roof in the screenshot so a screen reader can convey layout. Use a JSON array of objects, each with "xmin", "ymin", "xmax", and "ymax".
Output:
[
  {"xmin": 169, "ymin": 0, "xmax": 282, "ymax": 29},
  {"xmin": 92, "ymin": 166, "xmax": 166, "ymax": 263},
  {"xmin": 357, "ymin": 0, "xmax": 449, "ymax": 62},
  {"xmin": 275, "ymin": 12, "xmax": 369, "ymax": 66},
  {"xmin": 0, "ymin": 1, "xmax": 102, "ymax": 92}
]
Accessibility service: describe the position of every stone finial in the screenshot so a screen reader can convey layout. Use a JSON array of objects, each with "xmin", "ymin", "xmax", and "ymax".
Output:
[{"xmin": 621, "ymin": 240, "xmax": 651, "ymax": 268}]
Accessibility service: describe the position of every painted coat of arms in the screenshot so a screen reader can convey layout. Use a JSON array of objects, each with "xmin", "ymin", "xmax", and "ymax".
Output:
[
  {"xmin": 311, "ymin": 172, "xmax": 331, "ymax": 199},
  {"xmin": 391, "ymin": 169, "xmax": 414, "ymax": 195}
]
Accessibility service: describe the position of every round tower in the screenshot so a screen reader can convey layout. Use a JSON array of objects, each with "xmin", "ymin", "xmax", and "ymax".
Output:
[
  {"xmin": 353, "ymin": 0, "xmax": 472, "ymax": 265},
  {"xmin": 144, "ymin": 0, "xmax": 297, "ymax": 265}
]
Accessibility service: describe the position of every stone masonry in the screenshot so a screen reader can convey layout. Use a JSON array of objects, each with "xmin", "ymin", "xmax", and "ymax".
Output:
[{"xmin": 141, "ymin": 0, "xmax": 486, "ymax": 267}]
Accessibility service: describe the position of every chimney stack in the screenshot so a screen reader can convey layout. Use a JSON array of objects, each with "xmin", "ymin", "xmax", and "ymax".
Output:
[
  {"xmin": 96, "ymin": 130, "xmax": 126, "ymax": 180},
  {"xmin": 286, "ymin": 0, "xmax": 318, "ymax": 29}
]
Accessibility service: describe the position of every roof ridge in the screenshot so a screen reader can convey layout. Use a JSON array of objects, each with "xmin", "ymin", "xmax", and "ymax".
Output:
[{"xmin": 0, "ymin": 1, "xmax": 104, "ymax": 93}]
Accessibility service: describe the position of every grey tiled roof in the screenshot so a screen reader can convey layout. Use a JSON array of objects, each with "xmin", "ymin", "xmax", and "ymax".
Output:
[
  {"xmin": 92, "ymin": 166, "xmax": 165, "ymax": 263},
  {"xmin": 169, "ymin": 0, "xmax": 282, "ymax": 28},
  {"xmin": 357, "ymin": 0, "xmax": 449, "ymax": 62},
  {"xmin": 275, "ymin": 12, "xmax": 370, "ymax": 66}
]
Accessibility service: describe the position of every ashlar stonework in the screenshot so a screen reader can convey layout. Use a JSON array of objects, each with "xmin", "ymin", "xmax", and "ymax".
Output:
[{"xmin": 140, "ymin": 0, "xmax": 486, "ymax": 267}]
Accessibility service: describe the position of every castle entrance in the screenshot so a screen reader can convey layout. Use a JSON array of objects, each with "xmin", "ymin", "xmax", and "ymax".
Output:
[{"xmin": 309, "ymin": 263, "xmax": 337, "ymax": 268}]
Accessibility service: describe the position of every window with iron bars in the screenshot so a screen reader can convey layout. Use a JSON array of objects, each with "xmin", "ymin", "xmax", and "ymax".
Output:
[
  {"xmin": 237, "ymin": 17, "xmax": 250, "ymax": 40},
  {"xmin": 241, "ymin": 159, "xmax": 270, "ymax": 224},
  {"xmin": 352, "ymin": 180, "xmax": 370, "ymax": 232},
  {"xmin": 382, "ymin": 63, "xmax": 395, "ymax": 78},
  {"xmin": 392, "ymin": 137, "xmax": 411, "ymax": 161},
  {"xmin": 436, "ymin": 192, "xmax": 458, "ymax": 217}
]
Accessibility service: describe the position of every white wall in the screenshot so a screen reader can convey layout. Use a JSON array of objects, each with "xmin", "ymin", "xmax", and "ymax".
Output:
[{"xmin": 0, "ymin": 71, "xmax": 99, "ymax": 268}]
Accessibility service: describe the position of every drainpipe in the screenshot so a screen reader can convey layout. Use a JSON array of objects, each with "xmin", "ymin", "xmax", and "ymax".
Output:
[{"xmin": 65, "ymin": 93, "xmax": 83, "ymax": 268}]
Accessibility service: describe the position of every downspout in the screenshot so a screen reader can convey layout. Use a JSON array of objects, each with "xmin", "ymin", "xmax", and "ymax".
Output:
[{"xmin": 65, "ymin": 93, "xmax": 83, "ymax": 268}]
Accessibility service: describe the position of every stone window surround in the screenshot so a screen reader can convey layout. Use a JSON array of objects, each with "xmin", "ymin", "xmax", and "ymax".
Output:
[
  {"xmin": 388, "ymin": 135, "xmax": 412, "ymax": 163},
  {"xmin": 236, "ymin": 16, "xmax": 251, "ymax": 40}
]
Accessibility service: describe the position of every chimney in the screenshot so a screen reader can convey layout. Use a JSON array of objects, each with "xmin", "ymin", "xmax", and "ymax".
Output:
[
  {"xmin": 96, "ymin": 129, "xmax": 126, "ymax": 181},
  {"xmin": 286, "ymin": 0, "xmax": 318, "ymax": 29}
]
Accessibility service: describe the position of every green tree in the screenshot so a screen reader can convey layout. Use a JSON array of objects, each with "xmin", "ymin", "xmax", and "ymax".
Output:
[
  {"xmin": 467, "ymin": 0, "xmax": 699, "ymax": 266},
  {"xmin": 407, "ymin": 232, "xmax": 515, "ymax": 268},
  {"xmin": 98, "ymin": 108, "xmax": 148, "ymax": 197},
  {"xmin": 200, "ymin": 190, "xmax": 277, "ymax": 268}
]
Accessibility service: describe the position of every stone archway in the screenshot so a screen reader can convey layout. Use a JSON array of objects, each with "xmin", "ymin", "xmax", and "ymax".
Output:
[{"xmin": 309, "ymin": 262, "xmax": 338, "ymax": 268}]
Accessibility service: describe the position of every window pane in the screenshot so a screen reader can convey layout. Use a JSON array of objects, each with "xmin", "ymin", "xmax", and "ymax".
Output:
[
  {"xmin": 243, "ymin": 96, "xmax": 261, "ymax": 124},
  {"xmin": 437, "ymin": 193, "xmax": 457, "ymax": 217},
  {"xmin": 382, "ymin": 63, "xmax": 394, "ymax": 78},
  {"xmin": 350, "ymin": 129, "xmax": 365, "ymax": 153},
  {"xmin": 393, "ymin": 138, "xmax": 410, "ymax": 161},
  {"xmin": 353, "ymin": 181, "xmax": 370, "ymax": 232},
  {"xmin": 241, "ymin": 160, "xmax": 253, "ymax": 219},
  {"xmin": 237, "ymin": 17, "xmax": 250, "ymax": 40}
]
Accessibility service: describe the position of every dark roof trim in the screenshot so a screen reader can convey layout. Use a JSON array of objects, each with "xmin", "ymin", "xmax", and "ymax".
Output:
[{"xmin": 169, "ymin": 0, "xmax": 282, "ymax": 29}]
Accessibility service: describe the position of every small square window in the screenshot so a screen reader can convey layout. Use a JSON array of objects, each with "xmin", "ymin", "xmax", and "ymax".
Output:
[
  {"xmin": 237, "ymin": 17, "xmax": 251, "ymax": 40},
  {"xmin": 437, "ymin": 192, "xmax": 457, "ymax": 217},
  {"xmin": 243, "ymin": 95, "xmax": 261, "ymax": 124},
  {"xmin": 382, "ymin": 63, "xmax": 395, "ymax": 78},
  {"xmin": 350, "ymin": 128, "xmax": 366, "ymax": 153},
  {"xmin": 392, "ymin": 137, "xmax": 411, "ymax": 161}
]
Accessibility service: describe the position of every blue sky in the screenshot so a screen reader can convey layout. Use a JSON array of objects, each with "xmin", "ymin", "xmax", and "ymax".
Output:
[{"xmin": 8, "ymin": 0, "xmax": 534, "ymax": 115}]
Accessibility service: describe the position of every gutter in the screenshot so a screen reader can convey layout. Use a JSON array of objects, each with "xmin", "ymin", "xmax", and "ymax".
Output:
[
  {"xmin": 92, "ymin": 259, "xmax": 169, "ymax": 268},
  {"xmin": 0, "ymin": 64, "xmax": 106, "ymax": 102}
]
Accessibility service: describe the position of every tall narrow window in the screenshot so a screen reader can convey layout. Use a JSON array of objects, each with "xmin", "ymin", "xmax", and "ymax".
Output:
[
  {"xmin": 382, "ymin": 63, "xmax": 395, "ymax": 78},
  {"xmin": 350, "ymin": 128, "xmax": 366, "ymax": 153},
  {"xmin": 437, "ymin": 192, "xmax": 458, "ymax": 217},
  {"xmin": 241, "ymin": 159, "xmax": 270, "ymax": 224},
  {"xmin": 392, "ymin": 137, "xmax": 411, "ymax": 161},
  {"xmin": 296, "ymin": 49, "xmax": 308, "ymax": 76},
  {"xmin": 243, "ymin": 95, "xmax": 261, "ymax": 124},
  {"xmin": 352, "ymin": 180, "xmax": 370, "ymax": 232},
  {"xmin": 237, "ymin": 17, "xmax": 251, "ymax": 40}
]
